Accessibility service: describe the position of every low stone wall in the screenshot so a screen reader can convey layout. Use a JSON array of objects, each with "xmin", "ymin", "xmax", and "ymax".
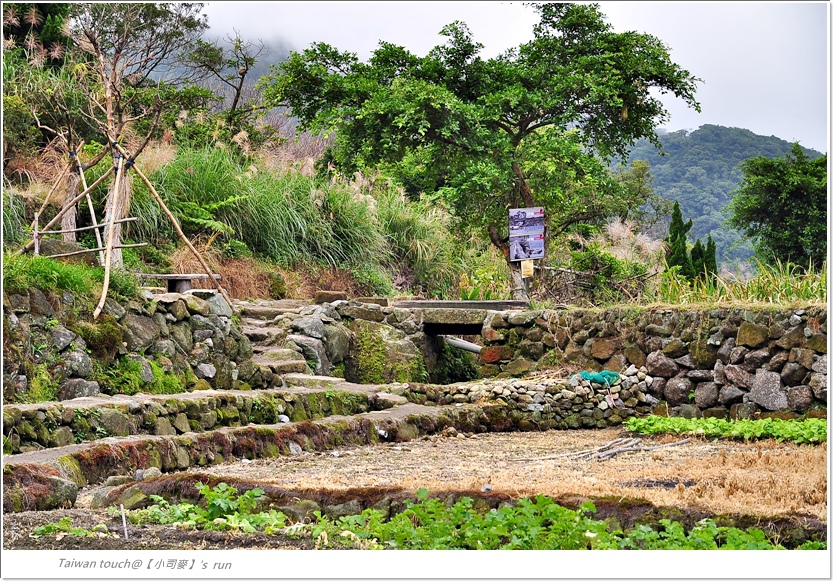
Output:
[
  {"xmin": 2, "ymin": 384, "xmax": 379, "ymax": 455},
  {"xmin": 398, "ymin": 368, "xmax": 654, "ymax": 429},
  {"xmin": 3, "ymin": 288, "xmax": 253, "ymax": 403},
  {"xmin": 479, "ymin": 305, "xmax": 827, "ymax": 418}
]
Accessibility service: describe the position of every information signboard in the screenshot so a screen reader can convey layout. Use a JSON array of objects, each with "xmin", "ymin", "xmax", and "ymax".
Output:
[{"xmin": 509, "ymin": 207, "xmax": 545, "ymax": 262}]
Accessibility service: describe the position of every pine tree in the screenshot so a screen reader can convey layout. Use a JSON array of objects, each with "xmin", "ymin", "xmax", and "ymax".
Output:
[
  {"xmin": 705, "ymin": 235, "xmax": 718, "ymax": 277},
  {"xmin": 690, "ymin": 238, "xmax": 706, "ymax": 280},
  {"xmin": 666, "ymin": 201, "xmax": 694, "ymax": 280}
]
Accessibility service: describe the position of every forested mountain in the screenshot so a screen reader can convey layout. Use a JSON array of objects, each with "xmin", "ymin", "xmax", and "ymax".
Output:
[{"xmin": 626, "ymin": 124, "xmax": 824, "ymax": 267}]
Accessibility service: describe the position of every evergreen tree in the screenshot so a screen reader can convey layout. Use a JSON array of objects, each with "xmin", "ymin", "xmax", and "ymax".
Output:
[
  {"xmin": 705, "ymin": 235, "xmax": 718, "ymax": 277},
  {"xmin": 690, "ymin": 238, "xmax": 706, "ymax": 279},
  {"xmin": 666, "ymin": 201, "xmax": 694, "ymax": 280}
]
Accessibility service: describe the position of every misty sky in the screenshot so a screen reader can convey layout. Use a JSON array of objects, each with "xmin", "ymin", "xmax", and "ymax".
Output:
[{"xmin": 202, "ymin": 1, "xmax": 829, "ymax": 153}]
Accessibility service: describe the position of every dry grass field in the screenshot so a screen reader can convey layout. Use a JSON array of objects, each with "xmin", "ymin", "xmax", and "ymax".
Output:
[{"xmin": 188, "ymin": 427, "xmax": 827, "ymax": 522}]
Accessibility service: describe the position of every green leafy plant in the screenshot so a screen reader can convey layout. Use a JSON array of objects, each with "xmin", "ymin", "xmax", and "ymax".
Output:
[
  {"xmin": 130, "ymin": 482, "xmax": 286, "ymax": 533},
  {"xmin": 625, "ymin": 416, "xmax": 827, "ymax": 444},
  {"xmin": 31, "ymin": 517, "xmax": 110, "ymax": 538}
]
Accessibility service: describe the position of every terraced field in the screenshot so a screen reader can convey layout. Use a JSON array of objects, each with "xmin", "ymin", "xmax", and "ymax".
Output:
[{"xmin": 2, "ymin": 302, "xmax": 827, "ymax": 551}]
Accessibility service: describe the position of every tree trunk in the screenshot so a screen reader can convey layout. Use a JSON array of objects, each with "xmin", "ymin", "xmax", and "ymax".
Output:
[
  {"xmin": 60, "ymin": 173, "xmax": 80, "ymax": 243},
  {"xmin": 488, "ymin": 224, "xmax": 530, "ymax": 301},
  {"xmin": 102, "ymin": 164, "xmax": 133, "ymax": 268},
  {"xmin": 509, "ymin": 262, "xmax": 529, "ymax": 301}
]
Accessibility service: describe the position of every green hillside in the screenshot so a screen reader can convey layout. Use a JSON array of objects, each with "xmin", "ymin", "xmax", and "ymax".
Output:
[{"xmin": 627, "ymin": 124, "xmax": 824, "ymax": 267}]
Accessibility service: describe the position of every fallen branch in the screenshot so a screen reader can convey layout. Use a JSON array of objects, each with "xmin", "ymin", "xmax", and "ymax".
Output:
[
  {"xmin": 597, "ymin": 438, "xmax": 692, "ymax": 461},
  {"xmin": 510, "ymin": 437, "xmax": 691, "ymax": 463}
]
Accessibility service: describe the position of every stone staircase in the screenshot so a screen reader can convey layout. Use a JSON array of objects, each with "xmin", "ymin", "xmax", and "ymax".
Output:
[{"xmin": 236, "ymin": 299, "xmax": 314, "ymax": 379}]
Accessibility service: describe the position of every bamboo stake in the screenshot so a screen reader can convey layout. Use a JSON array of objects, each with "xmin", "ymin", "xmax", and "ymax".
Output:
[
  {"xmin": 46, "ymin": 217, "xmax": 137, "ymax": 235},
  {"xmin": 33, "ymin": 213, "xmax": 39, "ymax": 255},
  {"xmin": 30, "ymin": 162, "xmax": 71, "ymax": 228},
  {"xmin": 15, "ymin": 166, "xmax": 115, "ymax": 255},
  {"xmin": 49, "ymin": 243, "xmax": 148, "ymax": 259},
  {"xmin": 110, "ymin": 142, "xmax": 235, "ymax": 313},
  {"xmin": 72, "ymin": 144, "xmax": 106, "ymax": 264},
  {"xmin": 93, "ymin": 156, "xmax": 125, "ymax": 319}
]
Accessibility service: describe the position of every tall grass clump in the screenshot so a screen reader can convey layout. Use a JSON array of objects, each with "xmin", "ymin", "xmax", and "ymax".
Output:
[
  {"xmin": 2, "ymin": 187, "xmax": 27, "ymax": 249},
  {"xmin": 135, "ymin": 147, "xmax": 389, "ymax": 270},
  {"xmin": 373, "ymin": 183, "xmax": 465, "ymax": 297},
  {"xmin": 656, "ymin": 259, "xmax": 827, "ymax": 305}
]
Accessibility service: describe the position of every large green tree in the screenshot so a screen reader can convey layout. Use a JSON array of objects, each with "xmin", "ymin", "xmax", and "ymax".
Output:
[
  {"xmin": 727, "ymin": 142, "xmax": 827, "ymax": 270},
  {"xmin": 259, "ymin": 3, "xmax": 700, "ymax": 298}
]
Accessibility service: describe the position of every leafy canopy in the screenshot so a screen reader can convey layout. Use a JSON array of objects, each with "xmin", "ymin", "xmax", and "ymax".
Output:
[
  {"xmin": 727, "ymin": 142, "xmax": 827, "ymax": 270},
  {"xmin": 259, "ymin": 3, "xmax": 701, "ymax": 261}
]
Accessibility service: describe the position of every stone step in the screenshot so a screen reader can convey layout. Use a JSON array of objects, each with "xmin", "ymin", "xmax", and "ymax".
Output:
[
  {"xmin": 237, "ymin": 305, "xmax": 299, "ymax": 320},
  {"xmin": 251, "ymin": 356, "xmax": 311, "ymax": 375},
  {"xmin": 242, "ymin": 324, "xmax": 288, "ymax": 343}
]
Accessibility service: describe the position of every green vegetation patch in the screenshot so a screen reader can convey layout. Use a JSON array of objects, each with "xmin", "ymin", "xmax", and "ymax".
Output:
[
  {"xmin": 625, "ymin": 416, "xmax": 826, "ymax": 444},
  {"xmin": 129, "ymin": 482, "xmax": 286, "ymax": 534},
  {"xmin": 31, "ymin": 517, "xmax": 112, "ymax": 539},
  {"xmin": 129, "ymin": 485, "xmax": 824, "ymax": 550},
  {"xmin": 92, "ymin": 358, "xmax": 186, "ymax": 396}
]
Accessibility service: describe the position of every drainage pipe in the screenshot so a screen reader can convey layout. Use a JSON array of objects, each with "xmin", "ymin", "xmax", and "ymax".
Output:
[{"xmin": 443, "ymin": 336, "xmax": 482, "ymax": 354}]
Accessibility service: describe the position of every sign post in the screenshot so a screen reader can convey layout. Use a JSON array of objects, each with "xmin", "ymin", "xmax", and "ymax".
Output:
[{"xmin": 509, "ymin": 207, "xmax": 544, "ymax": 279}]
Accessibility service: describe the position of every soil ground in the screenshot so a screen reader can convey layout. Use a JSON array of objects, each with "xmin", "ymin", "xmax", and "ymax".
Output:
[{"xmin": 2, "ymin": 427, "xmax": 826, "ymax": 550}]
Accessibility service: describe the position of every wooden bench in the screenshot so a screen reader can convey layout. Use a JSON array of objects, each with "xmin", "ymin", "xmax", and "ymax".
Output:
[{"xmin": 135, "ymin": 273, "xmax": 222, "ymax": 293}]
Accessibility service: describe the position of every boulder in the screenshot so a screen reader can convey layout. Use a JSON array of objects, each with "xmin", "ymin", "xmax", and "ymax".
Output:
[
  {"xmin": 590, "ymin": 338, "xmax": 619, "ymax": 360},
  {"xmin": 723, "ymin": 365, "xmax": 753, "ymax": 389},
  {"xmin": 186, "ymin": 289, "xmax": 233, "ymax": 318},
  {"xmin": 694, "ymin": 382, "xmax": 719, "ymax": 409},
  {"xmin": 287, "ymin": 334, "xmax": 331, "ymax": 375},
  {"xmin": 663, "ymin": 376, "xmax": 692, "ymax": 406},
  {"xmin": 736, "ymin": 321, "xmax": 769, "ymax": 348},
  {"xmin": 718, "ymin": 385, "xmax": 745, "ymax": 406},
  {"xmin": 808, "ymin": 373, "xmax": 827, "ymax": 402},
  {"xmin": 747, "ymin": 370, "xmax": 788, "ymax": 411},
  {"xmin": 64, "ymin": 350, "xmax": 93, "ymax": 378},
  {"xmin": 51, "ymin": 326, "xmax": 78, "ymax": 352},
  {"xmin": 779, "ymin": 363, "xmax": 807, "ymax": 386},
  {"xmin": 787, "ymin": 386, "xmax": 814, "ymax": 412},
  {"xmin": 290, "ymin": 316, "xmax": 326, "ymax": 340},
  {"xmin": 661, "ymin": 339, "xmax": 688, "ymax": 358},
  {"xmin": 505, "ymin": 358, "xmax": 534, "ymax": 376},
  {"xmin": 344, "ymin": 319, "xmax": 424, "ymax": 384},
  {"xmin": 58, "ymin": 379, "xmax": 100, "ymax": 400},
  {"xmin": 646, "ymin": 352, "xmax": 679, "ymax": 378},
  {"xmin": 182, "ymin": 294, "xmax": 210, "ymax": 316},
  {"xmin": 121, "ymin": 313, "xmax": 161, "ymax": 352},
  {"xmin": 99, "ymin": 408, "xmax": 130, "ymax": 437},
  {"xmin": 623, "ymin": 345, "xmax": 647, "ymax": 368},
  {"xmin": 678, "ymin": 404, "xmax": 702, "ymax": 419},
  {"xmin": 315, "ymin": 291, "xmax": 348, "ymax": 304},
  {"xmin": 322, "ymin": 323, "xmax": 352, "ymax": 365},
  {"xmin": 195, "ymin": 363, "xmax": 217, "ymax": 380}
]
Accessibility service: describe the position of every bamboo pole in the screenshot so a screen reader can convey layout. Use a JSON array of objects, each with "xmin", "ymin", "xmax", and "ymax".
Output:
[
  {"xmin": 72, "ymin": 144, "xmax": 106, "ymax": 264},
  {"xmin": 30, "ymin": 162, "xmax": 71, "ymax": 228},
  {"xmin": 33, "ymin": 213, "xmax": 39, "ymax": 255},
  {"xmin": 110, "ymin": 142, "xmax": 235, "ymax": 313},
  {"xmin": 46, "ymin": 217, "xmax": 137, "ymax": 235},
  {"xmin": 48, "ymin": 242, "xmax": 148, "ymax": 259},
  {"xmin": 15, "ymin": 166, "xmax": 115, "ymax": 255},
  {"xmin": 93, "ymin": 156, "xmax": 125, "ymax": 319}
]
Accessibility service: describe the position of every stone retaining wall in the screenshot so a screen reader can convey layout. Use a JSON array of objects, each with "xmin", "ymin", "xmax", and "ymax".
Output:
[
  {"xmin": 2, "ymin": 385, "xmax": 376, "ymax": 455},
  {"xmin": 3, "ymin": 288, "xmax": 254, "ymax": 404},
  {"xmin": 479, "ymin": 305, "xmax": 827, "ymax": 418}
]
